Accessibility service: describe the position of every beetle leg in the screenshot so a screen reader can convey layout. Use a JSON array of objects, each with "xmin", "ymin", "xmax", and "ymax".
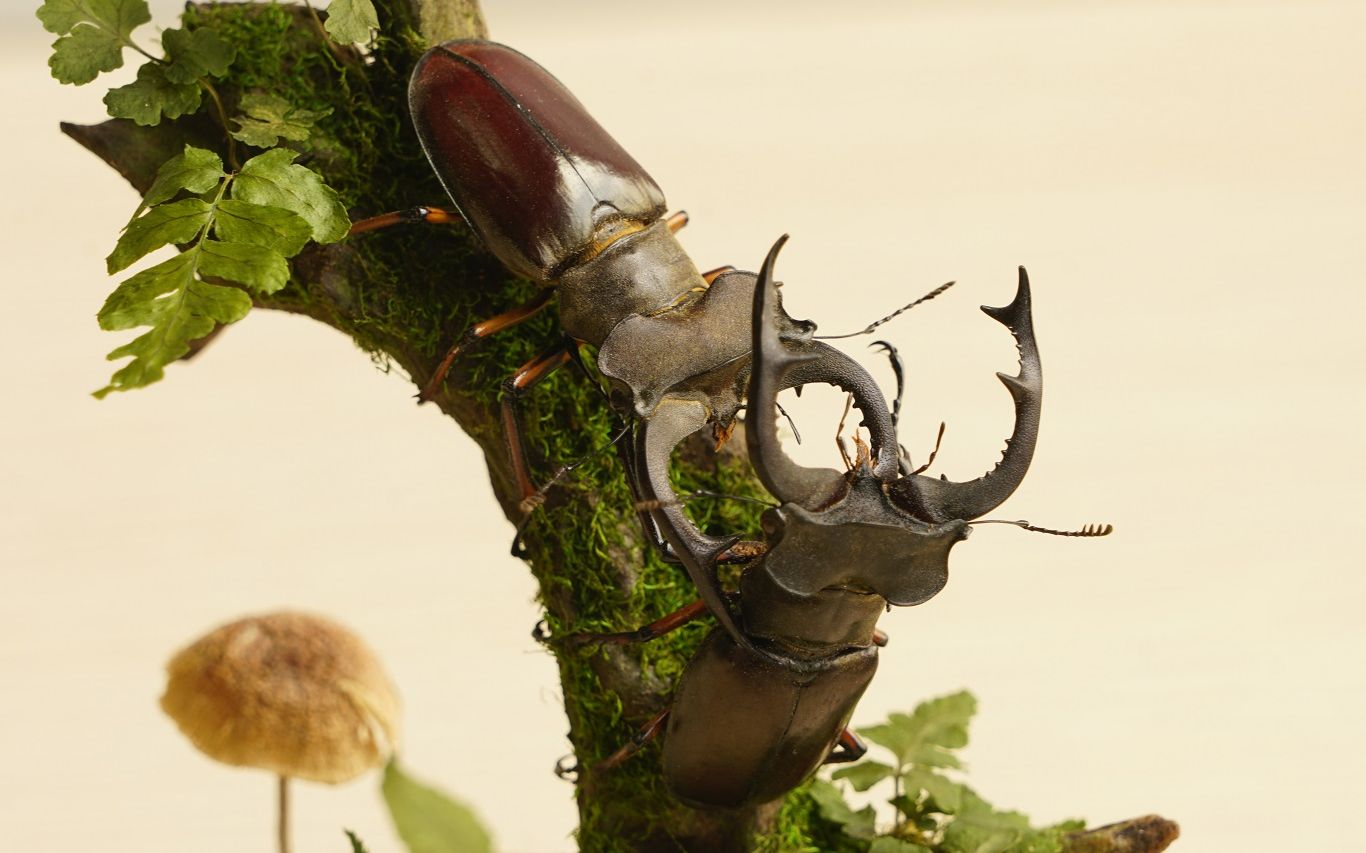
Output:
[
  {"xmin": 823, "ymin": 728, "xmax": 868, "ymax": 765},
  {"xmin": 419, "ymin": 289, "xmax": 556, "ymax": 402},
  {"xmin": 665, "ymin": 210, "xmax": 689, "ymax": 233},
  {"xmin": 501, "ymin": 342, "xmax": 574, "ymax": 512},
  {"xmin": 347, "ymin": 205, "xmax": 459, "ymax": 235},
  {"xmin": 555, "ymin": 600, "xmax": 708, "ymax": 647},
  {"xmin": 595, "ymin": 708, "xmax": 670, "ymax": 773}
]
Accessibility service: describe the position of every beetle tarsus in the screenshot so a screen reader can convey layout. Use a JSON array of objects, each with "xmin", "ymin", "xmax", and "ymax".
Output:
[
  {"xmin": 823, "ymin": 728, "xmax": 869, "ymax": 765},
  {"xmin": 553, "ymin": 755, "xmax": 580, "ymax": 782}
]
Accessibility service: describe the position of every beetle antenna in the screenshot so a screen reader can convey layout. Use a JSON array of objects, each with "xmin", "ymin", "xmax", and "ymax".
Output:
[
  {"xmin": 817, "ymin": 280, "xmax": 955, "ymax": 340},
  {"xmin": 969, "ymin": 519, "xmax": 1114, "ymax": 537},
  {"xmin": 835, "ymin": 393, "xmax": 855, "ymax": 470},
  {"xmin": 775, "ymin": 400, "xmax": 803, "ymax": 444},
  {"xmin": 511, "ymin": 422, "xmax": 634, "ymax": 556},
  {"xmin": 908, "ymin": 421, "xmax": 947, "ymax": 476},
  {"xmin": 869, "ymin": 340, "xmax": 905, "ymax": 427}
]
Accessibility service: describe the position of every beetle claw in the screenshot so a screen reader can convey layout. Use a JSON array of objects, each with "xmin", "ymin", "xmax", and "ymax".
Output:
[
  {"xmin": 554, "ymin": 755, "xmax": 581, "ymax": 782},
  {"xmin": 531, "ymin": 619, "xmax": 552, "ymax": 643}
]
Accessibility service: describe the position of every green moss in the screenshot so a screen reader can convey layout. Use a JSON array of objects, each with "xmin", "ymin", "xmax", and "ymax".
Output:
[{"xmin": 755, "ymin": 785, "xmax": 856, "ymax": 853}]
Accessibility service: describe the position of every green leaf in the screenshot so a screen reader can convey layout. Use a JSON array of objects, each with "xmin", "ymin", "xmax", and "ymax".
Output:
[
  {"xmin": 38, "ymin": 0, "xmax": 151, "ymax": 84},
  {"xmin": 95, "ymin": 248, "xmax": 252, "ymax": 397},
  {"xmin": 381, "ymin": 761, "xmax": 493, "ymax": 853},
  {"xmin": 200, "ymin": 240, "xmax": 289, "ymax": 294},
  {"xmin": 861, "ymin": 691, "xmax": 976, "ymax": 770},
  {"xmin": 234, "ymin": 149, "xmax": 349, "ymax": 243},
  {"xmin": 107, "ymin": 199, "xmax": 212, "ymax": 274},
  {"xmin": 807, "ymin": 779, "xmax": 878, "ymax": 841},
  {"xmin": 231, "ymin": 93, "xmax": 332, "ymax": 148},
  {"xmin": 869, "ymin": 838, "xmax": 931, "ymax": 853},
  {"xmin": 104, "ymin": 62, "xmax": 202, "ymax": 127},
  {"xmin": 98, "ymin": 250, "xmax": 197, "ymax": 330},
  {"xmin": 135, "ymin": 146, "xmax": 224, "ymax": 219},
  {"xmin": 344, "ymin": 829, "xmax": 370, "ymax": 853},
  {"xmin": 888, "ymin": 794, "xmax": 924, "ymax": 821},
  {"xmin": 162, "ymin": 27, "xmax": 237, "ymax": 84},
  {"xmin": 831, "ymin": 760, "xmax": 895, "ymax": 792},
  {"xmin": 214, "ymin": 200, "xmax": 312, "ymax": 257},
  {"xmin": 940, "ymin": 788, "xmax": 1031, "ymax": 853},
  {"xmin": 48, "ymin": 26, "xmax": 124, "ymax": 85},
  {"xmin": 903, "ymin": 767, "xmax": 965, "ymax": 815},
  {"xmin": 36, "ymin": 0, "xmax": 149, "ymax": 35},
  {"xmin": 325, "ymin": 0, "xmax": 379, "ymax": 44}
]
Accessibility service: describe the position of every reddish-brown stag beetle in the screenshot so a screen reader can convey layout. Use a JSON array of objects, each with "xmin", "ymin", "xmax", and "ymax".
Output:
[
  {"xmin": 546, "ymin": 238, "xmax": 1109, "ymax": 809},
  {"xmin": 351, "ymin": 40, "xmax": 903, "ymax": 535}
]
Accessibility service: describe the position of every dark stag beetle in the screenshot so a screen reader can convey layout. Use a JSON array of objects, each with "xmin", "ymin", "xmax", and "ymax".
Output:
[
  {"xmin": 350, "ymin": 40, "xmax": 880, "ymax": 529},
  {"xmin": 549, "ymin": 238, "xmax": 1109, "ymax": 809}
]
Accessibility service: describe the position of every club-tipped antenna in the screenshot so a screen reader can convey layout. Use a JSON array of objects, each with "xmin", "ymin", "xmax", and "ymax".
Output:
[
  {"xmin": 817, "ymin": 280, "xmax": 956, "ymax": 340},
  {"xmin": 969, "ymin": 519, "xmax": 1114, "ymax": 537}
]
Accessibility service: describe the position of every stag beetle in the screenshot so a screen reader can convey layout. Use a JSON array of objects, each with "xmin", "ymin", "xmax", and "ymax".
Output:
[
  {"xmin": 545, "ymin": 237, "xmax": 1106, "ymax": 810},
  {"xmin": 351, "ymin": 40, "xmax": 891, "ymax": 525}
]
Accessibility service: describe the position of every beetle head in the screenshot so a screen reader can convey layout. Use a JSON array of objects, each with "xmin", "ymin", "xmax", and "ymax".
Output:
[{"xmin": 745, "ymin": 236, "xmax": 1042, "ymax": 605}]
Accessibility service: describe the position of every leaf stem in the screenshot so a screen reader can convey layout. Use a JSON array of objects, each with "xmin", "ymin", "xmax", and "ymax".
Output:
[
  {"xmin": 121, "ymin": 37, "xmax": 163, "ymax": 65},
  {"xmin": 198, "ymin": 78, "xmax": 240, "ymax": 170},
  {"xmin": 892, "ymin": 764, "xmax": 903, "ymax": 824}
]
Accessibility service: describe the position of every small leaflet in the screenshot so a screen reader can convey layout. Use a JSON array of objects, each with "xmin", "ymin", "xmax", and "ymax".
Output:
[
  {"xmin": 381, "ymin": 761, "xmax": 494, "ymax": 853},
  {"xmin": 107, "ymin": 199, "xmax": 212, "ymax": 274},
  {"xmin": 161, "ymin": 27, "xmax": 236, "ymax": 84},
  {"xmin": 324, "ymin": 0, "xmax": 379, "ymax": 45},
  {"xmin": 830, "ymin": 759, "xmax": 895, "ymax": 792},
  {"xmin": 95, "ymin": 253, "xmax": 253, "ymax": 397},
  {"xmin": 37, "ymin": 0, "xmax": 152, "ymax": 85},
  {"xmin": 199, "ymin": 240, "xmax": 290, "ymax": 295},
  {"xmin": 104, "ymin": 62, "xmax": 202, "ymax": 127},
  {"xmin": 135, "ymin": 147, "xmax": 225, "ymax": 219},
  {"xmin": 344, "ymin": 830, "xmax": 370, "ymax": 853},
  {"xmin": 860, "ymin": 690, "xmax": 975, "ymax": 770},
  {"xmin": 231, "ymin": 94, "xmax": 332, "ymax": 149},
  {"xmin": 234, "ymin": 149, "xmax": 350, "ymax": 243},
  {"xmin": 214, "ymin": 200, "xmax": 312, "ymax": 257}
]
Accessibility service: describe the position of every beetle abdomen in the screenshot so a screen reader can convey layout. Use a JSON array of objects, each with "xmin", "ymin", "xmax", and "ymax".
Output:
[
  {"xmin": 662, "ymin": 631, "xmax": 877, "ymax": 809},
  {"xmin": 409, "ymin": 40, "xmax": 667, "ymax": 281}
]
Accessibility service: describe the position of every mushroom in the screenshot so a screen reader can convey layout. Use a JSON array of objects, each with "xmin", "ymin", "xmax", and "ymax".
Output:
[{"xmin": 161, "ymin": 611, "xmax": 401, "ymax": 853}]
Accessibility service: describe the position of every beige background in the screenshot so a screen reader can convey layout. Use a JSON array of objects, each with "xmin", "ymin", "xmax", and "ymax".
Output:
[{"xmin": 4, "ymin": 1, "xmax": 1364, "ymax": 851}]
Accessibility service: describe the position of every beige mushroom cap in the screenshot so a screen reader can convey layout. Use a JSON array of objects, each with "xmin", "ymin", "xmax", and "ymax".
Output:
[{"xmin": 161, "ymin": 611, "xmax": 401, "ymax": 784}]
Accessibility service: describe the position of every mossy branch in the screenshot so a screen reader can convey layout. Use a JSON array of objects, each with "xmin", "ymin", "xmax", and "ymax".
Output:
[{"xmin": 62, "ymin": 2, "xmax": 1175, "ymax": 850}]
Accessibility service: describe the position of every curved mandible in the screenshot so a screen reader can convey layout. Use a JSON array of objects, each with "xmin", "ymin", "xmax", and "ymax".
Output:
[
  {"xmin": 746, "ymin": 236, "xmax": 900, "ymax": 511},
  {"xmin": 889, "ymin": 267, "xmax": 1042, "ymax": 522},
  {"xmin": 631, "ymin": 398, "xmax": 750, "ymax": 650}
]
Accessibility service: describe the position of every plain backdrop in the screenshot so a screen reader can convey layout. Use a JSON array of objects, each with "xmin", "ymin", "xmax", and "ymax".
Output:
[{"xmin": 3, "ymin": 1, "xmax": 1364, "ymax": 851}]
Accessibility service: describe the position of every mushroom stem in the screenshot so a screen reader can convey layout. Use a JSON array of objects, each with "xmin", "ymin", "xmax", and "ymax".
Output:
[{"xmin": 277, "ymin": 775, "xmax": 290, "ymax": 853}]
